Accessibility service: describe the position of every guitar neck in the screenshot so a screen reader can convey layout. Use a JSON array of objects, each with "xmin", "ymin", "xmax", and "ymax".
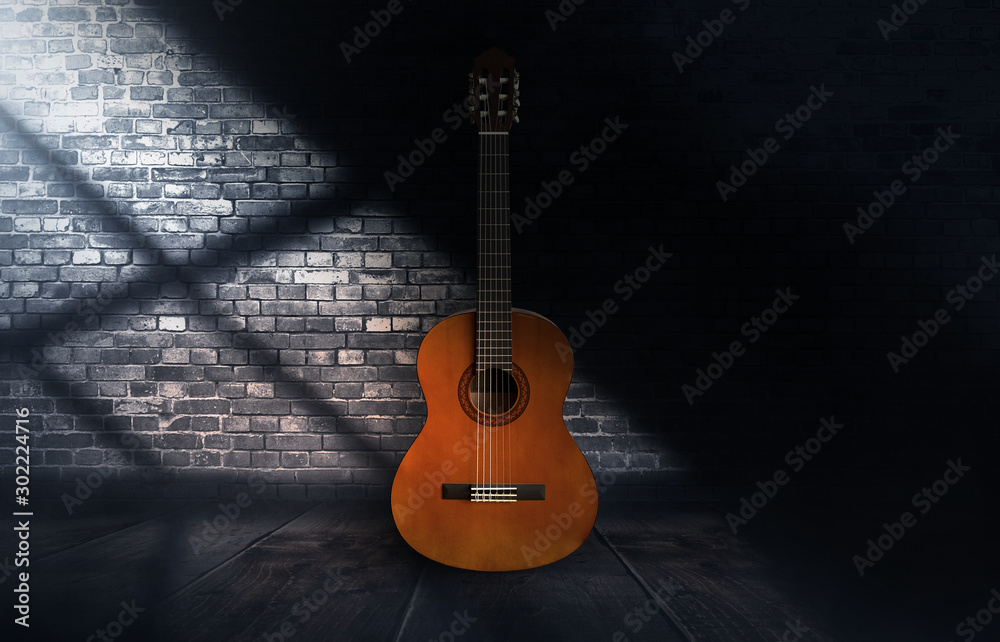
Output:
[{"xmin": 476, "ymin": 131, "xmax": 511, "ymax": 372}]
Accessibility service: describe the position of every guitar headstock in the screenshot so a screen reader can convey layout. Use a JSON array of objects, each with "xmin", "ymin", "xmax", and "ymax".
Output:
[{"xmin": 469, "ymin": 47, "xmax": 519, "ymax": 133}]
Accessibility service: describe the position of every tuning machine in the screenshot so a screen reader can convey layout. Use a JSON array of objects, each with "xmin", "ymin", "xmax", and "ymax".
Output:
[{"xmin": 511, "ymin": 72, "xmax": 520, "ymax": 123}]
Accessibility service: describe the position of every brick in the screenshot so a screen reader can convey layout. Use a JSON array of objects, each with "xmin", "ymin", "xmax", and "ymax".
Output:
[
  {"xmin": 0, "ymin": 40, "xmax": 45, "ymax": 54},
  {"xmin": 0, "ymin": 167, "xmax": 29, "ymax": 181},
  {"xmin": 173, "ymin": 399, "xmax": 231, "ymax": 414},
  {"xmin": 78, "ymin": 69, "xmax": 115, "ymax": 85},
  {"xmin": 151, "ymin": 168, "xmax": 206, "ymax": 181},
  {"xmin": 178, "ymin": 71, "xmax": 238, "ymax": 86},
  {"xmin": 152, "ymin": 103, "xmax": 208, "ymax": 119},
  {"xmin": 88, "ymin": 365, "xmax": 145, "ymax": 380},
  {"xmin": 91, "ymin": 167, "xmax": 149, "ymax": 181},
  {"xmin": 130, "ymin": 86, "xmax": 163, "ymax": 101},
  {"xmin": 121, "ymin": 135, "xmax": 174, "ymax": 149},
  {"xmin": 267, "ymin": 168, "xmax": 323, "ymax": 183},
  {"xmin": 265, "ymin": 435, "xmax": 322, "ymax": 451},
  {"xmin": 109, "ymin": 38, "xmax": 165, "ymax": 54},
  {"xmin": 48, "ymin": 7, "xmax": 90, "ymax": 21},
  {"xmin": 61, "ymin": 135, "xmax": 117, "ymax": 149}
]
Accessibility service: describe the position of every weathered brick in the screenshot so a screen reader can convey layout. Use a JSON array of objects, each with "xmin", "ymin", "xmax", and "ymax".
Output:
[
  {"xmin": 48, "ymin": 7, "xmax": 91, "ymax": 21},
  {"xmin": 91, "ymin": 167, "xmax": 149, "ymax": 181},
  {"xmin": 152, "ymin": 103, "xmax": 208, "ymax": 119},
  {"xmin": 61, "ymin": 135, "xmax": 117, "ymax": 149},
  {"xmin": 78, "ymin": 69, "xmax": 116, "ymax": 85},
  {"xmin": 265, "ymin": 435, "xmax": 322, "ymax": 451},
  {"xmin": 109, "ymin": 38, "xmax": 165, "ymax": 54}
]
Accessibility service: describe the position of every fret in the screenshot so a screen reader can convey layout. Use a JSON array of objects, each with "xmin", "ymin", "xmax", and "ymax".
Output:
[{"xmin": 476, "ymin": 130, "xmax": 513, "ymax": 370}]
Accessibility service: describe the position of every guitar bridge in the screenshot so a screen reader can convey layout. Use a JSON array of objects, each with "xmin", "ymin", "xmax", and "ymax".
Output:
[{"xmin": 441, "ymin": 483, "xmax": 545, "ymax": 502}]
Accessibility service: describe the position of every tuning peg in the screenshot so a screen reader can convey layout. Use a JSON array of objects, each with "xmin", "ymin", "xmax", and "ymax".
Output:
[{"xmin": 513, "ymin": 115, "xmax": 519, "ymax": 123}]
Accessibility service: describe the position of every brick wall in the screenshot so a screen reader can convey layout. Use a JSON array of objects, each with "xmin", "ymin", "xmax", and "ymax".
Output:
[{"xmin": 0, "ymin": 0, "xmax": 997, "ymax": 503}]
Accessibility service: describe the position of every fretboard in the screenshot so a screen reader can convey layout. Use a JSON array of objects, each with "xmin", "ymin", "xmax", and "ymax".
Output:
[{"xmin": 476, "ymin": 131, "xmax": 511, "ymax": 371}]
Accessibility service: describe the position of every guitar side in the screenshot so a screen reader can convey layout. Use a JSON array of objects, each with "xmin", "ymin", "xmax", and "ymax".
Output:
[{"xmin": 391, "ymin": 309, "xmax": 598, "ymax": 571}]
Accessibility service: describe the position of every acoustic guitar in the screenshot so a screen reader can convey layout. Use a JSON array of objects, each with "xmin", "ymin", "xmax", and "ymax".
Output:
[{"xmin": 390, "ymin": 47, "xmax": 598, "ymax": 571}]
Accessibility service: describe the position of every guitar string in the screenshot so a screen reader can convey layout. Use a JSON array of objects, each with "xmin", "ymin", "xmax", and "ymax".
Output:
[
  {"xmin": 487, "ymin": 96, "xmax": 490, "ymax": 500},
  {"xmin": 476, "ymin": 79, "xmax": 483, "ymax": 501},
  {"xmin": 482, "ymin": 83, "xmax": 488, "ymax": 502},
  {"xmin": 492, "ymin": 91, "xmax": 498, "ymax": 501},
  {"xmin": 492, "ymin": 113, "xmax": 497, "ymax": 501},
  {"xmin": 486, "ymin": 109, "xmax": 491, "ymax": 501},
  {"xmin": 506, "ymin": 121, "xmax": 511, "ymax": 500},
  {"xmin": 501, "ymin": 113, "xmax": 509, "ymax": 501}
]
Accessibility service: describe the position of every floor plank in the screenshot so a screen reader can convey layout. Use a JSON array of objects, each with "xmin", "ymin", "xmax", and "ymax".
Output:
[
  {"xmin": 15, "ymin": 499, "xmax": 962, "ymax": 641},
  {"xmin": 394, "ymin": 523, "xmax": 687, "ymax": 642},
  {"xmin": 134, "ymin": 501, "xmax": 425, "ymax": 642},
  {"xmin": 26, "ymin": 500, "xmax": 180, "ymax": 558},
  {"xmin": 720, "ymin": 500, "xmax": 1000, "ymax": 642},
  {"xmin": 32, "ymin": 500, "xmax": 314, "ymax": 639},
  {"xmin": 597, "ymin": 502, "xmax": 843, "ymax": 642}
]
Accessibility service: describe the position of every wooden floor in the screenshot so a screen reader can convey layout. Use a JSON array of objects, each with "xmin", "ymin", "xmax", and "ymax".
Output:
[{"xmin": 5, "ymin": 500, "xmax": 990, "ymax": 641}]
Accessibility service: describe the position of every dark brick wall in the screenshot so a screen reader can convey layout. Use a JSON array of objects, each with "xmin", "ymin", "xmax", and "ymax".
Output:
[{"xmin": 0, "ymin": 0, "xmax": 997, "ymax": 503}]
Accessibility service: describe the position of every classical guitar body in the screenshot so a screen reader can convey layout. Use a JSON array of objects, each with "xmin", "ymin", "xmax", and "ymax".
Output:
[
  {"xmin": 391, "ymin": 47, "xmax": 597, "ymax": 571},
  {"xmin": 391, "ymin": 309, "xmax": 597, "ymax": 571}
]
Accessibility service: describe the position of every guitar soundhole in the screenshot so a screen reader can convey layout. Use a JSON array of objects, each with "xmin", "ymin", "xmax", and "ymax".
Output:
[
  {"xmin": 458, "ymin": 363, "xmax": 529, "ymax": 426},
  {"xmin": 470, "ymin": 368, "xmax": 518, "ymax": 415}
]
